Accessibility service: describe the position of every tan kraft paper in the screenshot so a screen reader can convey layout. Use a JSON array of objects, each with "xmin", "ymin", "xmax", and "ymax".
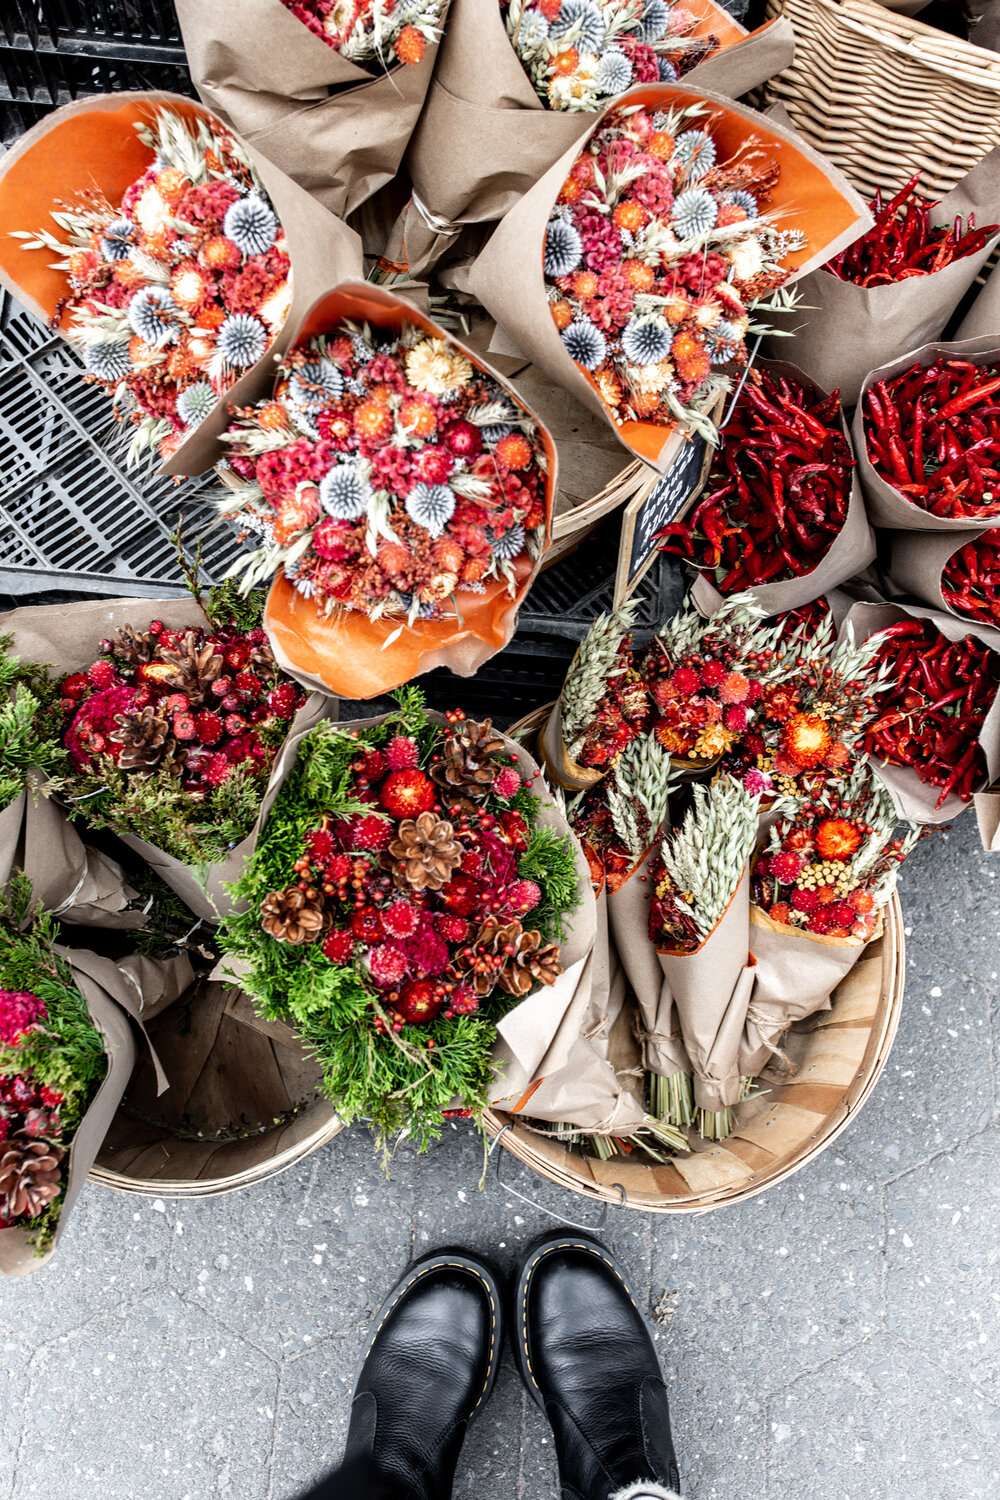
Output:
[{"xmin": 887, "ymin": 527, "xmax": 1000, "ymax": 650}]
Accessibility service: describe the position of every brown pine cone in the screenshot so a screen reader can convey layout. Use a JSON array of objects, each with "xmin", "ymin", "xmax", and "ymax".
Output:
[
  {"xmin": 112, "ymin": 624, "xmax": 159, "ymax": 666},
  {"xmin": 152, "ymin": 629, "xmax": 223, "ymax": 705},
  {"xmin": 430, "ymin": 717, "xmax": 506, "ymax": 800},
  {"xmin": 459, "ymin": 919, "xmax": 564, "ymax": 997},
  {"xmin": 387, "ymin": 812, "xmax": 463, "ymax": 892},
  {"xmin": 260, "ymin": 887, "xmax": 327, "ymax": 944},
  {"xmin": 111, "ymin": 706, "xmax": 174, "ymax": 774},
  {"xmin": 0, "ymin": 1132, "xmax": 65, "ymax": 1220}
]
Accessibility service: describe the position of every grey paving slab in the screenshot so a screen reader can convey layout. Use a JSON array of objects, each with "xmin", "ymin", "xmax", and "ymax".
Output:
[
  {"xmin": 268, "ymin": 1336, "xmax": 357, "ymax": 1500},
  {"xmin": 886, "ymin": 1125, "xmax": 1000, "ymax": 1406},
  {"xmin": 660, "ymin": 1348, "xmax": 769, "ymax": 1500},
  {"xmin": 11, "ymin": 1288, "xmax": 278, "ymax": 1500},
  {"xmin": 0, "ymin": 1338, "xmax": 30, "ymax": 1500},
  {"xmin": 767, "ymin": 1331, "xmax": 1000, "ymax": 1500},
  {"xmin": 896, "ymin": 815, "xmax": 1000, "ymax": 991}
]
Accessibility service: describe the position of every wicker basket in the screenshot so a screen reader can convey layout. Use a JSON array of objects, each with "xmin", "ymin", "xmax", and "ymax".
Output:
[
  {"xmin": 91, "ymin": 980, "xmax": 342, "ymax": 1197},
  {"xmin": 761, "ymin": 0, "xmax": 1000, "ymax": 198},
  {"xmin": 488, "ymin": 704, "xmax": 906, "ymax": 1214}
]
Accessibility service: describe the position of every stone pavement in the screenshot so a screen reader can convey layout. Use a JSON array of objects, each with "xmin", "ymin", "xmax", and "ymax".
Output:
[{"xmin": 1, "ymin": 811, "xmax": 998, "ymax": 1500}]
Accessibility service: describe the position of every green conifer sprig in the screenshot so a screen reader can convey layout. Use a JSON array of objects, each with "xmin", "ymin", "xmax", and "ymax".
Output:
[{"xmin": 0, "ymin": 636, "xmax": 67, "ymax": 810}]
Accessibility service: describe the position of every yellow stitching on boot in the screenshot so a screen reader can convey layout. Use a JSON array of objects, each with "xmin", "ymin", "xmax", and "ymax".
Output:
[
  {"xmin": 361, "ymin": 1259, "xmax": 498, "ymax": 1410},
  {"xmin": 519, "ymin": 1242, "xmax": 634, "ymax": 1391}
]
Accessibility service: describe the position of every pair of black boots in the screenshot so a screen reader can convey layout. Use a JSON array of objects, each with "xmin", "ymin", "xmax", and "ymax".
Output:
[{"xmin": 305, "ymin": 1231, "xmax": 681, "ymax": 1500}]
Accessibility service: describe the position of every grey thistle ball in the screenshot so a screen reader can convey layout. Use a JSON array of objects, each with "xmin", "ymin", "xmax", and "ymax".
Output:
[
  {"xmin": 725, "ymin": 188, "xmax": 759, "ymax": 220},
  {"xmin": 218, "ymin": 313, "xmax": 268, "ymax": 368},
  {"xmin": 673, "ymin": 129, "xmax": 717, "ymax": 182},
  {"xmin": 288, "ymin": 359, "xmax": 343, "ymax": 410},
  {"xmin": 639, "ymin": 0, "xmax": 669, "ymax": 43},
  {"xmin": 561, "ymin": 319, "xmax": 607, "ymax": 371},
  {"xmin": 222, "ymin": 194, "xmax": 279, "ymax": 258},
  {"xmin": 550, "ymin": 0, "xmax": 606, "ymax": 53},
  {"xmin": 83, "ymin": 339, "xmax": 132, "ymax": 383},
  {"xmin": 658, "ymin": 57, "xmax": 678, "ymax": 82},
  {"xmin": 595, "ymin": 48, "xmax": 632, "ymax": 97},
  {"xmin": 127, "ymin": 286, "xmax": 181, "ymax": 348},
  {"xmin": 492, "ymin": 523, "xmax": 526, "ymax": 561},
  {"xmin": 671, "ymin": 187, "xmax": 719, "ymax": 240},
  {"xmin": 706, "ymin": 319, "xmax": 742, "ymax": 366},
  {"xmin": 176, "ymin": 380, "xmax": 216, "ymax": 428},
  {"xmin": 99, "ymin": 218, "xmax": 136, "ymax": 263},
  {"xmin": 544, "ymin": 216, "xmax": 583, "ymax": 278},
  {"xmin": 621, "ymin": 315, "xmax": 673, "ymax": 367},
  {"xmin": 319, "ymin": 463, "xmax": 370, "ymax": 520},
  {"xmin": 405, "ymin": 483, "xmax": 456, "ymax": 538},
  {"xmin": 482, "ymin": 423, "xmax": 515, "ymax": 444}
]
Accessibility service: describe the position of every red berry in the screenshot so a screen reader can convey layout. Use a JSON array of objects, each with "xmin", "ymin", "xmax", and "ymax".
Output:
[
  {"xmin": 224, "ymin": 714, "xmax": 246, "ymax": 735},
  {"xmin": 211, "ymin": 678, "xmax": 232, "ymax": 698},
  {"xmin": 173, "ymin": 712, "xmax": 197, "ymax": 740},
  {"xmin": 88, "ymin": 659, "xmax": 116, "ymax": 690},
  {"xmin": 194, "ymin": 710, "xmax": 223, "ymax": 745}
]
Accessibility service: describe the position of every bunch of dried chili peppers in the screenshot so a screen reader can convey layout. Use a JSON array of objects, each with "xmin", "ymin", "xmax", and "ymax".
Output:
[
  {"xmin": 863, "ymin": 618, "xmax": 999, "ymax": 807},
  {"xmin": 825, "ymin": 174, "xmax": 998, "ymax": 286},
  {"xmin": 942, "ymin": 534, "xmax": 1000, "ymax": 627},
  {"xmin": 863, "ymin": 359, "xmax": 1000, "ymax": 520},
  {"xmin": 657, "ymin": 370, "xmax": 854, "ymax": 592}
]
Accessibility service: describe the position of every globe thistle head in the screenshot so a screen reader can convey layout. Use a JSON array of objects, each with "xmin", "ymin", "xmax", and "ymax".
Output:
[
  {"xmin": 519, "ymin": 10, "xmax": 550, "ymax": 47},
  {"xmin": 288, "ymin": 359, "xmax": 343, "ymax": 410},
  {"xmin": 706, "ymin": 319, "xmax": 743, "ymax": 366},
  {"xmin": 482, "ymin": 422, "xmax": 515, "ymax": 445},
  {"xmin": 99, "ymin": 218, "xmax": 136, "ymax": 263},
  {"xmin": 544, "ymin": 216, "xmax": 583, "ymax": 279},
  {"xmin": 595, "ymin": 47, "xmax": 633, "ymax": 97},
  {"xmin": 405, "ymin": 483, "xmax": 456, "ymax": 538},
  {"xmin": 82, "ymin": 339, "xmax": 132, "ymax": 383},
  {"xmin": 217, "ymin": 312, "xmax": 268, "ymax": 368},
  {"xmin": 127, "ymin": 286, "xmax": 181, "ymax": 348},
  {"xmin": 176, "ymin": 380, "xmax": 216, "ymax": 428},
  {"xmin": 561, "ymin": 319, "xmax": 607, "ymax": 371},
  {"xmin": 319, "ymin": 463, "xmax": 370, "ymax": 521},
  {"xmin": 492, "ymin": 523, "xmax": 527, "ymax": 561},
  {"xmin": 657, "ymin": 57, "xmax": 678, "ymax": 82},
  {"xmin": 725, "ymin": 188, "xmax": 759, "ymax": 220},
  {"xmin": 673, "ymin": 129, "xmax": 717, "ymax": 182},
  {"xmin": 671, "ymin": 187, "xmax": 719, "ymax": 240},
  {"xmin": 222, "ymin": 194, "xmax": 279, "ymax": 258},
  {"xmin": 621, "ymin": 315, "xmax": 673, "ymax": 367},
  {"xmin": 639, "ymin": 0, "xmax": 669, "ymax": 42},
  {"xmin": 550, "ymin": 0, "xmax": 606, "ymax": 52}
]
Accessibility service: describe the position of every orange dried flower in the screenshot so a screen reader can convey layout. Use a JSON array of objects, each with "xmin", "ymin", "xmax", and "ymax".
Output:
[
  {"xmin": 815, "ymin": 818, "xmax": 863, "ymax": 861},
  {"xmin": 716, "ymin": 204, "xmax": 748, "ymax": 228},
  {"xmin": 394, "ymin": 23, "xmax": 426, "ymax": 64},
  {"xmin": 432, "ymin": 537, "xmax": 464, "ymax": 573},
  {"xmin": 558, "ymin": 176, "xmax": 584, "ymax": 206},
  {"xmin": 196, "ymin": 305, "xmax": 227, "ymax": 331},
  {"xmin": 68, "ymin": 249, "xmax": 99, "ymax": 281},
  {"xmin": 572, "ymin": 270, "xmax": 599, "ymax": 299},
  {"xmin": 550, "ymin": 299, "xmax": 573, "ymax": 331},
  {"xmin": 815, "ymin": 884, "xmax": 838, "ymax": 905},
  {"xmin": 258, "ymin": 401, "xmax": 289, "ymax": 432},
  {"xmin": 552, "ymin": 47, "xmax": 579, "ymax": 75},
  {"xmin": 171, "ymin": 264, "xmax": 212, "ymax": 313},
  {"xmin": 769, "ymin": 902, "xmax": 791, "ymax": 926},
  {"xmin": 273, "ymin": 490, "xmax": 319, "ymax": 544},
  {"xmin": 202, "ymin": 236, "xmax": 241, "ymax": 269},
  {"xmin": 353, "ymin": 399, "xmax": 394, "ymax": 441},
  {"xmin": 782, "ymin": 712, "xmax": 832, "ymax": 770},
  {"xmin": 632, "ymin": 391, "xmax": 662, "ymax": 418},
  {"xmin": 649, "ymin": 131, "xmax": 675, "ymax": 159},
  {"xmin": 114, "ymin": 260, "xmax": 148, "ymax": 291},
  {"xmin": 824, "ymin": 740, "xmax": 850, "ymax": 770},
  {"xmin": 166, "ymin": 344, "xmax": 201, "ymax": 380},
  {"xmin": 156, "ymin": 166, "xmax": 188, "ymax": 204},
  {"xmin": 538, "ymin": 0, "xmax": 561, "ymax": 17},
  {"xmin": 495, "ymin": 432, "xmax": 533, "ymax": 471},
  {"xmin": 850, "ymin": 889, "xmax": 875, "ymax": 915},
  {"xmin": 461, "ymin": 556, "xmax": 490, "ymax": 583},
  {"xmin": 613, "ymin": 201, "xmax": 649, "ymax": 233},
  {"xmin": 399, "ymin": 397, "xmax": 436, "ymax": 438},
  {"xmin": 622, "ymin": 260, "xmax": 655, "ymax": 291},
  {"xmin": 378, "ymin": 541, "xmax": 412, "ymax": 577}
]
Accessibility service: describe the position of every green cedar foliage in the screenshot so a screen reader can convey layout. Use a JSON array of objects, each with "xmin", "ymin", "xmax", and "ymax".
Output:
[{"xmin": 0, "ymin": 636, "xmax": 68, "ymax": 810}]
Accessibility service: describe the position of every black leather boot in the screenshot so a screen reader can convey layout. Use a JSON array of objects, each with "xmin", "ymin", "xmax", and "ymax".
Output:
[
  {"xmin": 514, "ymin": 1233, "xmax": 681, "ymax": 1500},
  {"xmin": 337, "ymin": 1249, "xmax": 503, "ymax": 1500}
]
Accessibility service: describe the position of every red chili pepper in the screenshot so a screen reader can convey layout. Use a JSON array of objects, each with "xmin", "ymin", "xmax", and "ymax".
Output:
[{"xmin": 827, "ymin": 173, "xmax": 998, "ymax": 285}]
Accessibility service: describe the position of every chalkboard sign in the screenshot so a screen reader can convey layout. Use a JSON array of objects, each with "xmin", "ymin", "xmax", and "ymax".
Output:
[{"xmin": 614, "ymin": 432, "xmax": 713, "ymax": 604}]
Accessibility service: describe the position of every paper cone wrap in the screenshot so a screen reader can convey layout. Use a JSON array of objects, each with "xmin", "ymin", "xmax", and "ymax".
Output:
[
  {"xmin": 537, "ymin": 696, "xmax": 605, "ymax": 793},
  {"xmin": 852, "ymin": 336, "xmax": 1000, "ymax": 531},
  {"xmin": 255, "ymin": 282, "xmax": 557, "ymax": 698},
  {"xmin": 778, "ymin": 147, "xmax": 1000, "ymax": 406},
  {"xmin": 605, "ymin": 848, "xmax": 688, "ymax": 1081},
  {"xmin": 887, "ymin": 527, "xmax": 1000, "ymax": 649},
  {"xmin": 842, "ymin": 597, "xmax": 1000, "ymax": 821},
  {"xmin": 0, "ymin": 597, "xmax": 336, "ymax": 923},
  {"xmin": 174, "ymin": 0, "xmax": 446, "ymax": 220},
  {"xmin": 0, "ymin": 946, "xmax": 193, "ymax": 1277},
  {"xmin": 468, "ymin": 82, "xmax": 871, "ymax": 473},
  {"xmin": 0, "ymin": 91, "xmax": 362, "ymax": 481},
  {"xmin": 691, "ymin": 359, "xmax": 875, "ymax": 617},
  {"xmin": 957, "ymin": 258, "xmax": 1000, "ymax": 341},
  {"xmin": 738, "ymin": 905, "xmax": 875, "ymax": 1077},
  {"xmin": 975, "ymin": 789, "xmax": 1000, "ymax": 851}
]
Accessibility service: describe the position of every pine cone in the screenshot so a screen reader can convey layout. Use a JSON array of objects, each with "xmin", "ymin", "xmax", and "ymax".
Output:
[
  {"xmin": 151, "ymin": 629, "xmax": 223, "ymax": 706},
  {"xmin": 431, "ymin": 718, "xmax": 506, "ymax": 800},
  {"xmin": 387, "ymin": 812, "xmax": 463, "ymax": 892},
  {"xmin": 0, "ymin": 1132, "xmax": 65, "ymax": 1220},
  {"xmin": 111, "ymin": 706, "xmax": 174, "ymax": 774},
  {"xmin": 260, "ymin": 886, "xmax": 327, "ymax": 944},
  {"xmin": 111, "ymin": 624, "xmax": 158, "ymax": 666},
  {"xmin": 460, "ymin": 919, "xmax": 564, "ymax": 997},
  {"xmin": 249, "ymin": 635, "xmax": 277, "ymax": 674}
]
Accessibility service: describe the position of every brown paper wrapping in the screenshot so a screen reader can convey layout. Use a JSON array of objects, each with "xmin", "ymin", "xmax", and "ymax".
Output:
[
  {"xmin": 691, "ymin": 359, "xmax": 875, "ymax": 617},
  {"xmin": 538, "ymin": 696, "xmax": 604, "ymax": 794},
  {"xmin": 174, "ymin": 0, "xmax": 446, "ymax": 220},
  {"xmin": 852, "ymin": 336, "xmax": 1000, "ymax": 531},
  {"xmin": 607, "ymin": 849, "xmax": 689, "ymax": 1081},
  {"xmin": 887, "ymin": 527, "xmax": 1000, "ymax": 649},
  {"xmin": 778, "ymin": 148, "xmax": 1000, "ymax": 405},
  {"xmin": 468, "ymin": 81, "xmax": 871, "ymax": 474},
  {"xmin": 399, "ymin": 0, "xmax": 795, "ymax": 276},
  {"xmin": 957, "ymin": 257, "xmax": 1000, "ymax": 341},
  {"xmin": 738, "ymin": 905, "xmax": 874, "ymax": 1077},
  {"xmin": 0, "ymin": 597, "xmax": 336, "ymax": 923},
  {"xmin": 0, "ymin": 91, "xmax": 362, "ymax": 481},
  {"xmin": 0, "ymin": 946, "xmax": 193, "ymax": 1277},
  {"xmin": 843, "ymin": 597, "xmax": 1000, "ymax": 821},
  {"xmin": 974, "ymin": 789, "xmax": 1000, "ymax": 850}
]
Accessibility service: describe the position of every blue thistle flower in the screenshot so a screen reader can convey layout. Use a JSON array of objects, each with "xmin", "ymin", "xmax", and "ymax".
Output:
[
  {"xmin": 288, "ymin": 359, "xmax": 343, "ymax": 410},
  {"xmin": 222, "ymin": 194, "xmax": 279, "ymax": 258},
  {"xmin": 520, "ymin": 11, "xmax": 549, "ymax": 46},
  {"xmin": 639, "ymin": 0, "xmax": 669, "ymax": 42},
  {"xmin": 595, "ymin": 48, "xmax": 633, "ymax": 97},
  {"xmin": 544, "ymin": 217, "xmax": 583, "ymax": 279},
  {"xmin": 82, "ymin": 340, "xmax": 131, "ymax": 383},
  {"xmin": 658, "ymin": 57, "xmax": 678, "ymax": 82},
  {"xmin": 405, "ymin": 483, "xmax": 456, "ymax": 538},
  {"xmin": 319, "ymin": 463, "xmax": 370, "ymax": 521},
  {"xmin": 550, "ymin": 0, "xmax": 606, "ymax": 53},
  {"xmin": 492, "ymin": 524, "xmax": 526, "ymax": 561},
  {"xmin": 217, "ymin": 313, "xmax": 268, "ymax": 368},
  {"xmin": 706, "ymin": 319, "xmax": 743, "ymax": 365},
  {"xmin": 482, "ymin": 423, "xmax": 515, "ymax": 445},
  {"xmin": 671, "ymin": 188, "xmax": 719, "ymax": 240},
  {"xmin": 127, "ymin": 286, "xmax": 181, "ymax": 348},
  {"xmin": 621, "ymin": 316, "xmax": 673, "ymax": 367},
  {"xmin": 99, "ymin": 218, "xmax": 136, "ymax": 263},
  {"xmin": 673, "ymin": 129, "xmax": 717, "ymax": 181},
  {"xmin": 725, "ymin": 189, "xmax": 759, "ymax": 220},
  {"xmin": 176, "ymin": 380, "xmax": 216, "ymax": 428},
  {"xmin": 561, "ymin": 319, "xmax": 607, "ymax": 371}
]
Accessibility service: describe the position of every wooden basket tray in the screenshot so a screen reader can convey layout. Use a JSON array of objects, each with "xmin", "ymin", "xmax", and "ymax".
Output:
[{"xmin": 91, "ymin": 980, "xmax": 342, "ymax": 1197}]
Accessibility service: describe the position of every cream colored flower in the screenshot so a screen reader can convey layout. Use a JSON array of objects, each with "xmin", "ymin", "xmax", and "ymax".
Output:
[
  {"xmin": 259, "ymin": 274, "xmax": 293, "ymax": 333},
  {"xmin": 630, "ymin": 359, "xmax": 674, "ymax": 396},
  {"xmin": 727, "ymin": 236, "xmax": 764, "ymax": 283},
  {"xmin": 693, "ymin": 723, "xmax": 736, "ymax": 759},
  {"xmin": 134, "ymin": 185, "xmax": 171, "ymax": 237},
  {"xmin": 694, "ymin": 300, "xmax": 723, "ymax": 329},
  {"xmin": 405, "ymin": 338, "xmax": 473, "ymax": 395}
]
